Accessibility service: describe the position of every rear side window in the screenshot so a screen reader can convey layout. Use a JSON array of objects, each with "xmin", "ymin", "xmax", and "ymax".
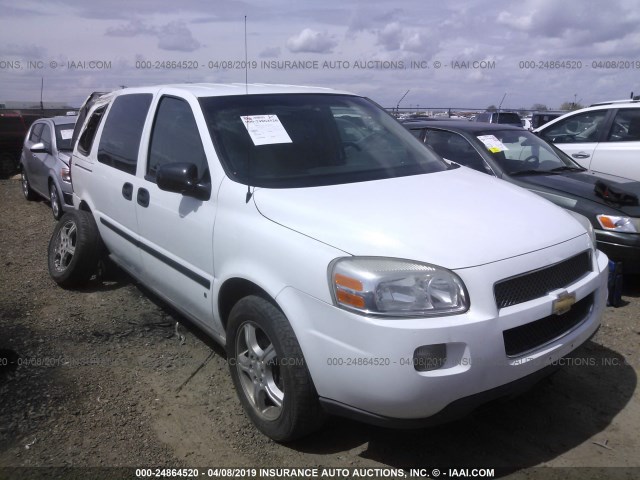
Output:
[
  {"xmin": 607, "ymin": 109, "xmax": 640, "ymax": 142},
  {"xmin": 78, "ymin": 106, "xmax": 106, "ymax": 156},
  {"xmin": 147, "ymin": 96, "xmax": 208, "ymax": 181},
  {"xmin": 29, "ymin": 123, "xmax": 44, "ymax": 142},
  {"xmin": 98, "ymin": 94, "xmax": 152, "ymax": 175}
]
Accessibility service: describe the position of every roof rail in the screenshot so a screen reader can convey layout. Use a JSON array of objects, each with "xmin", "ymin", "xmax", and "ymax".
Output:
[{"xmin": 589, "ymin": 99, "xmax": 640, "ymax": 107}]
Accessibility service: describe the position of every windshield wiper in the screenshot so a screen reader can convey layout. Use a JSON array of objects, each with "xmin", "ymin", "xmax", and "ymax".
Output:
[
  {"xmin": 549, "ymin": 165, "xmax": 586, "ymax": 173},
  {"xmin": 509, "ymin": 169, "xmax": 556, "ymax": 176}
]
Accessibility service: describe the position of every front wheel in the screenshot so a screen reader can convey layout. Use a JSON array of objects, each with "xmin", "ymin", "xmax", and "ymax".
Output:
[
  {"xmin": 48, "ymin": 210, "xmax": 100, "ymax": 288},
  {"xmin": 227, "ymin": 296, "xmax": 325, "ymax": 441},
  {"xmin": 49, "ymin": 183, "xmax": 63, "ymax": 220},
  {"xmin": 21, "ymin": 170, "xmax": 35, "ymax": 200}
]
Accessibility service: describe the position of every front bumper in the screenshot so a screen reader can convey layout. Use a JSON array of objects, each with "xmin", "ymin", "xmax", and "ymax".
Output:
[
  {"xmin": 277, "ymin": 237, "xmax": 608, "ymax": 421},
  {"xmin": 595, "ymin": 229, "xmax": 640, "ymax": 273}
]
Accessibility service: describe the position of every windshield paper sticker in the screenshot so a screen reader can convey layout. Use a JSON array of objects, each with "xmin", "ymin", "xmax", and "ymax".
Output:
[
  {"xmin": 240, "ymin": 115, "xmax": 293, "ymax": 146},
  {"xmin": 59, "ymin": 129, "xmax": 74, "ymax": 140},
  {"xmin": 477, "ymin": 135, "xmax": 509, "ymax": 153}
]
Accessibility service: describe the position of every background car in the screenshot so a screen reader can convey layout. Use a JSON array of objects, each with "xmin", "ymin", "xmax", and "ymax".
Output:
[
  {"xmin": 0, "ymin": 112, "xmax": 27, "ymax": 178},
  {"xmin": 531, "ymin": 111, "xmax": 565, "ymax": 130},
  {"xmin": 534, "ymin": 101, "xmax": 640, "ymax": 182},
  {"xmin": 19, "ymin": 115, "xmax": 77, "ymax": 219},
  {"xmin": 404, "ymin": 119, "xmax": 640, "ymax": 273},
  {"xmin": 473, "ymin": 111, "xmax": 523, "ymax": 127}
]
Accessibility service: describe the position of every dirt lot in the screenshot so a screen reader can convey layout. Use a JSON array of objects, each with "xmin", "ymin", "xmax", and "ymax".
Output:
[{"xmin": 1, "ymin": 177, "xmax": 639, "ymax": 480}]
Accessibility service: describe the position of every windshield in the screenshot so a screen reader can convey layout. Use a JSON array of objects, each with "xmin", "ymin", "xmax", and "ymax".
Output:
[
  {"xmin": 55, "ymin": 123, "xmax": 75, "ymax": 151},
  {"xmin": 199, "ymin": 94, "xmax": 447, "ymax": 187},
  {"xmin": 475, "ymin": 129, "xmax": 582, "ymax": 176}
]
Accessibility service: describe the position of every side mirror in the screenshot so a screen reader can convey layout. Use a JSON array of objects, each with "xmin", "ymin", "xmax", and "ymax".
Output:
[
  {"xmin": 156, "ymin": 162, "xmax": 210, "ymax": 201},
  {"xmin": 30, "ymin": 142, "xmax": 49, "ymax": 154}
]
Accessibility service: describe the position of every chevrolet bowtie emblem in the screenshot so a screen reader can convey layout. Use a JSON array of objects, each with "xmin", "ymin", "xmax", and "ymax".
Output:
[{"xmin": 552, "ymin": 291, "xmax": 576, "ymax": 315}]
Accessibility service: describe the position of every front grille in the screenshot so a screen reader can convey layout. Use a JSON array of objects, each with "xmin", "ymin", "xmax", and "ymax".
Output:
[
  {"xmin": 494, "ymin": 251, "xmax": 591, "ymax": 309},
  {"xmin": 503, "ymin": 293, "xmax": 594, "ymax": 357}
]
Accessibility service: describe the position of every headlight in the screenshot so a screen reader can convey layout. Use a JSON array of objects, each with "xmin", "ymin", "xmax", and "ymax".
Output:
[
  {"xmin": 329, "ymin": 257, "xmax": 468, "ymax": 317},
  {"xmin": 61, "ymin": 167, "xmax": 71, "ymax": 183},
  {"xmin": 567, "ymin": 211, "xmax": 597, "ymax": 249},
  {"xmin": 596, "ymin": 214, "xmax": 640, "ymax": 233}
]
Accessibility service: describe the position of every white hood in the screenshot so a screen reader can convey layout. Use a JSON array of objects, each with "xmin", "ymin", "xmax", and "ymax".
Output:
[{"xmin": 253, "ymin": 168, "xmax": 587, "ymax": 269}]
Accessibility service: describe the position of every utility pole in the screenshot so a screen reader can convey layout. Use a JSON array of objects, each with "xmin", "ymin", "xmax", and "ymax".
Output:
[{"xmin": 396, "ymin": 90, "xmax": 409, "ymax": 115}]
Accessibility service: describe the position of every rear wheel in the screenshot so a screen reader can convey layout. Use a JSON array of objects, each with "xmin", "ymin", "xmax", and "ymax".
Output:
[
  {"xmin": 227, "ymin": 296, "xmax": 325, "ymax": 441},
  {"xmin": 48, "ymin": 210, "xmax": 100, "ymax": 288},
  {"xmin": 49, "ymin": 182, "xmax": 63, "ymax": 220}
]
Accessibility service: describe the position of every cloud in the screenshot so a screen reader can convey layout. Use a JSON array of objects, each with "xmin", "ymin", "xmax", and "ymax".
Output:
[
  {"xmin": 496, "ymin": 0, "xmax": 638, "ymax": 45},
  {"xmin": 157, "ymin": 21, "xmax": 201, "ymax": 52},
  {"xmin": 1, "ymin": 43, "xmax": 46, "ymax": 58},
  {"xmin": 375, "ymin": 22, "xmax": 437, "ymax": 55},
  {"xmin": 377, "ymin": 23, "xmax": 403, "ymax": 51},
  {"xmin": 105, "ymin": 19, "xmax": 156, "ymax": 37},
  {"xmin": 259, "ymin": 46, "xmax": 281, "ymax": 58},
  {"xmin": 286, "ymin": 28, "xmax": 337, "ymax": 54},
  {"xmin": 347, "ymin": 7, "xmax": 403, "ymax": 34},
  {"xmin": 105, "ymin": 19, "xmax": 200, "ymax": 52}
]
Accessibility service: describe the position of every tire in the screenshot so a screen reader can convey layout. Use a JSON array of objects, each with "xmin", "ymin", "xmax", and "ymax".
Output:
[
  {"xmin": 21, "ymin": 170, "xmax": 35, "ymax": 201},
  {"xmin": 48, "ymin": 210, "xmax": 101, "ymax": 288},
  {"xmin": 49, "ymin": 182, "xmax": 63, "ymax": 220},
  {"xmin": 227, "ymin": 295, "xmax": 325, "ymax": 441}
]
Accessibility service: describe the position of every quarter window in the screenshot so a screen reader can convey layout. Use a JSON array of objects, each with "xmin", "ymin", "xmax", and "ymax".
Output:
[
  {"xmin": 78, "ymin": 106, "xmax": 106, "ymax": 156},
  {"xmin": 98, "ymin": 94, "xmax": 152, "ymax": 174},
  {"xmin": 147, "ymin": 96, "xmax": 208, "ymax": 180}
]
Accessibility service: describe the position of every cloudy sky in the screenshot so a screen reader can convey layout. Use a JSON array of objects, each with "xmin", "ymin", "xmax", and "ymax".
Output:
[{"xmin": 1, "ymin": 0, "xmax": 639, "ymax": 110}]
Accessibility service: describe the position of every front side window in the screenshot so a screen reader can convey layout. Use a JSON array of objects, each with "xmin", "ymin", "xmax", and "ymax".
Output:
[
  {"xmin": 29, "ymin": 123, "xmax": 44, "ymax": 142},
  {"xmin": 97, "ymin": 94, "xmax": 152, "ymax": 174},
  {"xmin": 541, "ymin": 110, "xmax": 608, "ymax": 144},
  {"xmin": 200, "ymin": 94, "xmax": 446, "ymax": 188},
  {"xmin": 40, "ymin": 124, "xmax": 52, "ymax": 151},
  {"xmin": 607, "ymin": 109, "xmax": 640, "ymax": 142},
  {"xmin": 147, "ymin": 96, "xmax": 208, "ymax": 181},
  {"xmin": 423, "ymin": 129, "xmax": 490, "ymax": 174}
]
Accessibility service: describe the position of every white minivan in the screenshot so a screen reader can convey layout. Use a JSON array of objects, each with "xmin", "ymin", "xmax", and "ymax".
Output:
[{"xmin": 48, "ymin": 84, "xmax": 608, "ymax": 441}]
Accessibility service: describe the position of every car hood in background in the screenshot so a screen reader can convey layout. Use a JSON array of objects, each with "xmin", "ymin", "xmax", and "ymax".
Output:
[
  {"xmin": 253, "ymin": 169, "xmax": 587, "ymax": 270},
  {"xmin": 520, "ymin": 171, "xmax": 640, "ymax": 217}
]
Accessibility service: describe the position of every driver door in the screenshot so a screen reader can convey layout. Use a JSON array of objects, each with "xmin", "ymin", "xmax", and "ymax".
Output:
[{"xmin": 539, "ymin": 110, "xmax": 609, "ymax": 169}]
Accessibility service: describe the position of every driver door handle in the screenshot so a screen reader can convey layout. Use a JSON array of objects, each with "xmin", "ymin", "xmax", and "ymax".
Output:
[
  {"xmin": 122, "ymin": 182, "xmax": 133, "ymax": 200},
  {"xmin": 572, "ymin": 152, "xmax": 590, "ymax": 159},
  {"xmin": 137, "ymin": 188, "xmax": 150, "ymax": 208}
]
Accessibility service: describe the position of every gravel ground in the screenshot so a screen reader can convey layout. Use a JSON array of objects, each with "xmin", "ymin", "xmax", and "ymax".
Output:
[{"xmin": 1, "ymin": 177, "xmax": 639, "ymax": 480}]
